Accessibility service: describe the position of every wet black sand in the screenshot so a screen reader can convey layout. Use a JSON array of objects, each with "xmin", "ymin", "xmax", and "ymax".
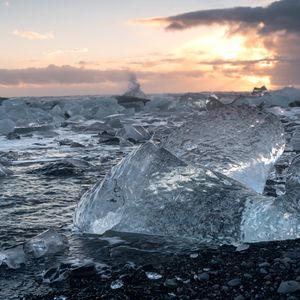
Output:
[{"xmin": 24, "ymin": 239, "xmax": 300, "ymax": 300}]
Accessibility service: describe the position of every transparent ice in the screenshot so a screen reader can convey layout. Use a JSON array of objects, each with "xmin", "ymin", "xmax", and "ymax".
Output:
[
  {"xmin": 0, "ymin": 245, "xmax": 26, "ymax": 269},
  {"xmin": 24, "ymin": 228, "xmax": 69, "ymax": 258},
  {"xmin": 75, "ymin": 142, "xmax": 270, "ymax": 244},
  {"xmin": 154, "ymin": 105, "xmax": 285, "ymax": 193}
]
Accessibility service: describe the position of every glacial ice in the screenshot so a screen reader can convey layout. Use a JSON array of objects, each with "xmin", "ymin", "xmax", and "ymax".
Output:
[
  {"xmin": 0, "ymin": 229, "xmax": 69, "ymax": 269},
  {"xmin": 235, "ymin": 87, "xmax": 300, "ymax": 108},
  {"xmin": 154, "ymin": 105, "xmax": 285, "ymax": 193},
  {"xmin": 74, "ymin": 142, "xmax": 272, "ymax": 244},
  {"xmin": 116, "ymin": 124, "xmax": 151, "ymax": 143},
  {"xmin": 0, "ymin": 245, "xmax": 26, "ymax": 269},
  {"xmin": 24, "ymin": 228, "xmax": 69, "ymax": 258},
  {"xmin": 283, "ymin": 155, "xmax": 300, "ymax": 213},
  {"xmin": 74, "ymin": 141, "xmax": 300, "ymax": 243},
  {"xmin": 0, "ymin": 163, "xmax": 12, "ymax": 177},
  {"xmin": 0, "ymin": 119, "xmax": 15, "ymax": 135}
]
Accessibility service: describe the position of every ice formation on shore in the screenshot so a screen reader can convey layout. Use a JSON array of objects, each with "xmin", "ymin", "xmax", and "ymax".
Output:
[{"xmin": 74, "ymin": 141, "xmax": 300, "ymax": 244}]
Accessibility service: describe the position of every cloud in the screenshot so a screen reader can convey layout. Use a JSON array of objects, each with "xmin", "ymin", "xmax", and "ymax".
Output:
[
  {"xmin": 13, "ymin": 30, "xmax": 54, "ymax": 40},
  {"xmin": 136, "ymin": 0, "xmax": 300, "ymax": 88},
  {"xmin": 0, "ymin": 65, "xmax": 132, "ymax": 86},
  {"xmin": 3, "ymin": 1, "xmax": 9, "ymax": 6},
  {"xmin": 0, "ymin": 65, "xmax": 206, "ymax": 87},
  {"xmin": 44, "ymin": 48, "xmax": 88, "ymax": 56},
  {"xmin": 139, "ymin": 0, "xmax": 300, "ymax": 34}
]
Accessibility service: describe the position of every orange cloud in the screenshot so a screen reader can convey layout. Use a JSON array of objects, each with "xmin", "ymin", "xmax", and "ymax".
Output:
[
  {"xmin": 13, "ymin": 30, "xmax": 54, "ymax": 40},
  {"xmin": 44, "ymin": 48, "xmax": 89, "ymax": 56}
]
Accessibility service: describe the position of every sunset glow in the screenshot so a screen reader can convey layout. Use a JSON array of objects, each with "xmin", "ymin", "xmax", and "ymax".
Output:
[{"xmin": 0, "ymin": 0, "xmax": 299, "ymax": 96}]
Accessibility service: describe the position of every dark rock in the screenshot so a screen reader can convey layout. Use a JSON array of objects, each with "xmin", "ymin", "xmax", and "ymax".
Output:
[
  {"xmin": 70, "ymin": 262, "xmax": 97, "ymax": 278},
  {"xmin": 28, "ymin": 158, "xmax": 90, "ymax": 176},
  {"xmin": 277, "ymin": 281, "xmax": 300, "ymax": 294},
  {"xmin": 198, "ymin": 273, "xmax": 210, "ymax": 281},
  {"xmin": 98, "ymin": 132, "xmax": 120, "ymax": 145},
  {"xmin": 227, "ymin": 278, "xmax": 241, "ymax": 287},
  {"xmin": 115, "ymin": 96, "xmax": 150, "ymax": 112},
  {"xmin": 6, "ymin": 132, "xmax": 20, "ymax": 140},
  {"xmin": 164, "ymin": 279, "xmax": 177, "ymax": 288}
]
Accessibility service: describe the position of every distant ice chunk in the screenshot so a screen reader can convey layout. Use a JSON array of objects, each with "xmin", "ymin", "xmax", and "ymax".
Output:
[
  {"xmin": 252, "ymin": 86, "xmax": 269, "ymax": 97},
  {"xmin": 24, "ymin": 228, "xmax": 69, "ymax": 258},
  {"xmin": 154, "ymin": 105, "xmax": 285, "ymax": 193},
  {"xmin": 0, "ymin": 119, "xmax": 15, "ymax": 135},
  {"xmin": 235, "ymin": 87, "xmax": 300, "ymax": 108},
  {"xmin": 116, "ymin": 124, "xmax": 151, "ymax": 143}
]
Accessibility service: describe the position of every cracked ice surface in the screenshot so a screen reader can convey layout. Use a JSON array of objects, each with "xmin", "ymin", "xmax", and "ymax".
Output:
[{"xmin": 154, "ymin": 105, "xmax": 285, "ymax": 193}]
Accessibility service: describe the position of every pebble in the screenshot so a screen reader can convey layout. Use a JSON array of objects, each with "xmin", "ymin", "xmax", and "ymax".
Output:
[
  {"xmin": 198, "ymin": 273, "xmax": 210, "ymax": 281},
  {"xmin": 228, "ymin": 278, "xmax": 242, "ymax": 287},
  {"xmin": 164, "ymin": 279, "xmax": 178, "ymax": 288},
  {"xmin": 277, "ymin": 281, "xmax": 300, "ymax": 294}
]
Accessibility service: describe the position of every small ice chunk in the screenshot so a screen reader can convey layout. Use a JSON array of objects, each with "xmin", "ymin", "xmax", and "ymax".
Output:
[
  {"xmin": 110, "ymin": 279, "xmax": 124, "ymax": 289},
  {"xmin": 0, "ymin": 245, "xmax": 26, "ymax": 269},
  {"xmin": 146, "ymin": 272, "xmax": 163, "ymax": 280},
  {"xmin": 24, "ymin": 228, "xmax": 69, "ymax": 258}
]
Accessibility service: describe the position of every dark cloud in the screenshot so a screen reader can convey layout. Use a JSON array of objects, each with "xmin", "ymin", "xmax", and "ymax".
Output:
[
  {"xmin": 0, "ymin": 65, "xmax": 132, "ymax": 86},
  {"xmin": 150, "ymin": 0, "xmax": 300, "ymax": 34},
  {"xmin": 0, "ymin": 64, "xmax": 203, "ymax": 87}
]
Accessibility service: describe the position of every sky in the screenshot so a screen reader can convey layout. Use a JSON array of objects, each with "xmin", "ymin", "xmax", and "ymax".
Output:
[{"xmin": 0, "ymin": 0, "xmax": 299, "ymax": 96}]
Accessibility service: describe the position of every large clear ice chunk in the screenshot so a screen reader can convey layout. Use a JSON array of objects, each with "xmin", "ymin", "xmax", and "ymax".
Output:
[
  {"xmin": 75, "ymin": 142, "xmax": 270, "ymax": 244},
  {"xmin": 74, "ymin": 142, "xmax": 300, "ymax": 243},
  {"xmin": 154, "ymin": 105, "xmax": 285, "ymax": 193}
]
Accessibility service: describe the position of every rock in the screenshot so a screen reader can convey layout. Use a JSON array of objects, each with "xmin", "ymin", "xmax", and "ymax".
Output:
[
  {"xmin": 164, "ymin": 278, "xmax": 177, "ymax": 288},
  {"xmin": 29, "ymin": 158, "xmax": 91, "ymax": 176},
  {"xmin": 227, "ymin": 278, "xmax": 241, "ymax": 287},
  {"xmin": 252, "ymin": 86, "xmax": 269, "ymax": 96},
  {"xmin": 277, "ymin": 281, "xmax": 300, "ymax": 294},
  {"xmin": 70, "ymin": 262, "xmax": 97, "ymax": 278},
  {"xmin": 198, "ymin": 272, "xmax": 210, "ymax": 281}
]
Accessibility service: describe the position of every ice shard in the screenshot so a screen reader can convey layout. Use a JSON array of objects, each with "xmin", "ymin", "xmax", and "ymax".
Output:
[
  {"xmin": 0, "ymin": 164, "xmax": 12, "ymax": 177},
  {"xmin": 154, "ymin": 105, "xmax": 285, "ymax": 193},
  {"xmin": 280, "ymin": 155, "xmax": 300, "ymax": 213}
]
